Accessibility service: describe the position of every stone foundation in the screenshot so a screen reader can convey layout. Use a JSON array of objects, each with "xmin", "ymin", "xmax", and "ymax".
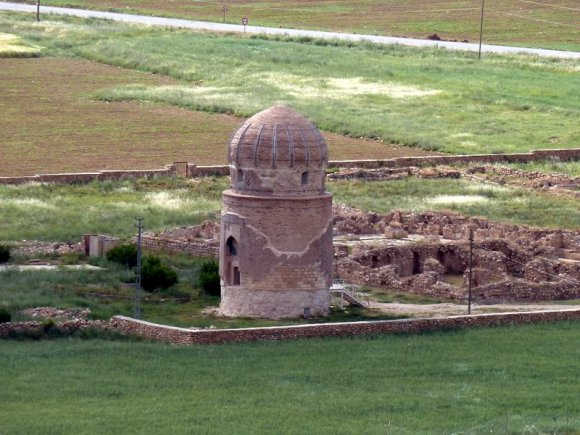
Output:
[{"xmin": 220, "ymin": 287, "xmax": 330, "ymax": 319}]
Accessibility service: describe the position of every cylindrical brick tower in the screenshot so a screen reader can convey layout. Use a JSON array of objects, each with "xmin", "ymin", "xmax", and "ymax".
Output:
[{"xmin": 219, "ymin": 105, "xmax": 333, "ymax": 319}]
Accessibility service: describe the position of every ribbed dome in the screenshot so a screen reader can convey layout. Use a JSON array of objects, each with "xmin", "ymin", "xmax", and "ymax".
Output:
[
  {"xmin": 227, "ymin": 106, "xmax": 329, "ymax": 196},
  {"xmin": 228, "ymin": 105, "xmax": 327, "ymax": 170}
]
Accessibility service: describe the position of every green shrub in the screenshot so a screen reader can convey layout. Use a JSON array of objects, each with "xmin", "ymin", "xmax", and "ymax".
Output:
[
  {"xmin": 106, "ymin": 244, "xmax": 137, "ymax": 268},
  {"xmin": 198, "ymin": 260, "xmax": 220, "ymax": 297},
  {"xmin": 141, "ymin": 255, "xmax": 178, "ymax": 292},
  {"xmin": 0, "ymin": 244, "xmax": 10, "ymax": 263},
  {"xmin": 0, "ymin": 307, "xmax": 11, "ymax": 323}
]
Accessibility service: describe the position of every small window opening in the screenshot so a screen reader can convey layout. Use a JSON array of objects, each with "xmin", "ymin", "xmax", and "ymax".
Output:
[
  {"xmin": 237, "ymin": 169, "xmax": 244, "ymax": 184},
  {"xmin": 233, "ymin": 267, "xmax": 241, "ymax": 286},
  {"xmin": 226, "ymin": 236, "xmax": 238, "ymax": 256},
  {"xmin": 301, "ymin": 171, "xmax": 309, "ymax": 188}
]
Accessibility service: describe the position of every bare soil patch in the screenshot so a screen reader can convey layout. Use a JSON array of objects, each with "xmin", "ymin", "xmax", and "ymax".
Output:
[{"xmin": 0, "ymin": 57, "xmax": 437, "ymax": 177}]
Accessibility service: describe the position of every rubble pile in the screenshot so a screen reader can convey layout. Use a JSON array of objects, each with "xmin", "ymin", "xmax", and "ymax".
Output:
[
  {"xmin": 21, "ymin": 306, "xmax": 90, "ymax": 321},
  {"xmin": 13, "ymin": 241, "xmax": 83, "ymax": 257}
]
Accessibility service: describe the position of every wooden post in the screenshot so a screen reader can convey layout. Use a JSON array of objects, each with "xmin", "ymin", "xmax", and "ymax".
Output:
[
  {"xmin": 468, "ymin": 228, "xmax": 474, "ymax": 314},
  {"xmin": 478, "ymin": 0, "xmax": 485, "ymax": 60},
  {"xmin": 36, "ymin": 0, "xmax": 40, "ymax": 22}
]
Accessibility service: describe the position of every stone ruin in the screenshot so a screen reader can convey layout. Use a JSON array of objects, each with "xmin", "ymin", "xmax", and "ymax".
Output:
[{"xmin": 333, "ymin": 206, "xmax": 580, "ymax": 303}]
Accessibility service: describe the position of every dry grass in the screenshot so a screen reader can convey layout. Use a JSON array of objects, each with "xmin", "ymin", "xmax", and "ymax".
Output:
[
  {"xmin": 0, "ymin": 57, "xmax": 438, "ymax": 177},
  {"xmin": 0, "ymin": 32, "xmax": 40, "ymax": 57}
]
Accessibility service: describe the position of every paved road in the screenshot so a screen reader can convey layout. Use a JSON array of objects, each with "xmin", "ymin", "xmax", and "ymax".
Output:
[{"xmin": 1, "ymin": 1, "xmax": 579, "ymax": 59}]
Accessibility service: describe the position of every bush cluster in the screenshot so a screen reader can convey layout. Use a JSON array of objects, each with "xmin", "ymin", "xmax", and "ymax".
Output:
[
  {"xmin": 198, "ymin": 260, "xmax": 220, "ymax": 297},
  {"xmin": 0, "ymin": 307, "xmax": 11, "ymax": 323},
  {"xmin": 106, "ymin": 244, "xmax": 137, "ymax": 268},
  {"xmin": 0, "ymin": 244, "xmax": 10, "ymax": 263},
  {"xmin": 106, "ymin": 244, "xmax": 178, "ymax": 292},
  {"xmin": 141, "ymin": 255, "xmax": 178, "ymax": 292}
]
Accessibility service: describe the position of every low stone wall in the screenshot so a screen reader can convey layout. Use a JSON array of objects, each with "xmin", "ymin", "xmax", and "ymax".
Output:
[
  {"xmin": 141, "ymin": 236, "xmax": 219, "ymax": 258},
  {"xmin": 1, "ymin": 149, "xmax": 578, "ymax": 185},
  {"xmin": 0, "ymin": 167, "xmax": 177, "ymax": 185},
  {"xmin": 111, "ymin": 309, "xmax": 580, "ymax": 345},
  {"xmin": 328, "ymin": 148, "xmax": 580, "ymax": 169}
]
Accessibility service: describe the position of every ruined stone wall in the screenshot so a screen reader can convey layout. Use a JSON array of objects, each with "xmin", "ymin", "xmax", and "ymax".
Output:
[
  {"xmin": 328, "ymin": 148, "xmax": 580, "ymax": 170},
  {"xmin": 333, "ymin": 207, "xmax": 580, "ymax": 302},
  {"xmin": 141, "ymin": 236, "xmax": 219, "ymax": 258},
  {"xmin": 111, "ymin": 309, "xmax": 580, "ymax": 345},
  {"xmin": 0, "ymin": 167, "xmax": 177, "ymax": 185},
  {"xmin": 474, "ymin": 280, "xmax": 580, "ymax": 302},
  {"xmin": 2, "ymin": 148, "xmax": 577, "ymax": 185}
]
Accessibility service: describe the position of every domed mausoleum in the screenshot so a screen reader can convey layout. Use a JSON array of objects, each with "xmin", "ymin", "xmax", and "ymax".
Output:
[{"xmin": 219, "ymin": 105, "xmax": 333, "ymax": 318}]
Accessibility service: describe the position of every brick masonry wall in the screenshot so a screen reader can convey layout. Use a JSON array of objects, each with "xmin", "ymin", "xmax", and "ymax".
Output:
[
  {"xmin": 2, "ymin": 149, "xmax": 578, "ymax": 185},
  {"xmin": 111, "ymin": 309, "xmax": 580, "ymax": 345}
]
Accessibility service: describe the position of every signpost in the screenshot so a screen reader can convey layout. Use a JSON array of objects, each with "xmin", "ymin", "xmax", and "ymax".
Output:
[{"xmin": 242, "ymin": 17, "xmax": 248, "ymax": 34}]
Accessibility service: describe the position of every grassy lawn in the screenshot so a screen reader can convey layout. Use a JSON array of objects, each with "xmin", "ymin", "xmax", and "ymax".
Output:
[
  {"xmin": 1, "ymin": 322, "xmax": 579, "ymax": 433},
  {"xmin": 1, "ymin": 13, "xmax": 578, "ymax": 157},
  {"xmin": 8, "ymin": 0, "xmax": 580, "ymax": 50}
]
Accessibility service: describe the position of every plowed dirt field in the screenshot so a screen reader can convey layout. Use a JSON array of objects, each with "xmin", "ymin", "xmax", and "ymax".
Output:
[{"xmin": 0, "ymin": 57, "xmax": 438, "ymax": 177}]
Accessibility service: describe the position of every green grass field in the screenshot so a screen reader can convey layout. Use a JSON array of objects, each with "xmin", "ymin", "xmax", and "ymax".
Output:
[
  {"xmin": 9, "ymin": 0, "xmax": 580, "ymax": 50},
  {"xmin": 1, "ymin": 13, "xmax": 579, "ymax": 156},
  {"xmin": 1, "ymin": 176, "xmax": 578, "ymax": 244},
  {"xmin": 0, "ymin": 177, "xmax": 225, "ymax": 241},
  {"xmin": 1, "ymin": 322, "xmax": 579, "ymax": 434}
]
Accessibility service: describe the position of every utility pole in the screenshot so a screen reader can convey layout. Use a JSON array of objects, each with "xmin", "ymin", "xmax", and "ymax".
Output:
[
  {"xmin": 468, "ymin": 228, "xmax": 474, "ymax": 314},
  {"xmin": 36, "ymin": 0, "xmax": 40, "ymax": 22},
  {"xmin": 478, "ymin": 0, "xmax": 485, "ymax": 60},
  {"xmin": 135, "ymin": 217, "xmax": 143, "ymax": 319}
]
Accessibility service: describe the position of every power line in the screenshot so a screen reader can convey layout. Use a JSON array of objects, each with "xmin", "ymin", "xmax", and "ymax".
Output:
[
  {"xmin": 207, "ymin": 2, "xmax": 481, "ymax": 16},
  {"xmin": 487, "ymin": 8, "xmax": 580, "ymax": 28},
  {"xmin": 514, "ymin": 0, "xmax": 580, "ymax": 12}
]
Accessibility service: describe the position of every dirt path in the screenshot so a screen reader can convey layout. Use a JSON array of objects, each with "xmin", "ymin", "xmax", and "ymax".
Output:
[{"xmin": 369, "ymin": 301, "xmax": 578, "ymax": 318}]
